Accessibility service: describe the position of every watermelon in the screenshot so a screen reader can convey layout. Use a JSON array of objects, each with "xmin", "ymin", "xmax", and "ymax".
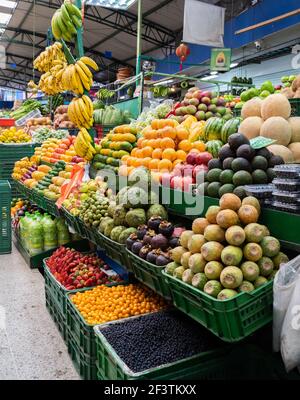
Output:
[
  {"xmin": 206, "ymin": 140, "xmax": 223, "ymax": 158},
  {"xmin": 221, "ymin": 118, "xmax": 242, "ymax": 143},
  {"xmin": 204, "ymin": 117, "xmax": 224, "ymax": 141}
]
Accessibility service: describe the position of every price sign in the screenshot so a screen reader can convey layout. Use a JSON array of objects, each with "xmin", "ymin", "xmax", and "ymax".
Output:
[{"xmin": 250, "ymin": 137, "xmax": 277, "ymax": 149}]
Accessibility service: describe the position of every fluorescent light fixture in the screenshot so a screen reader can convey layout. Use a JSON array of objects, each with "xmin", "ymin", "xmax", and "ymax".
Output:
[
  {"xmin": 84, "ymin": 0, "xmax": 137, "ymax": 9},
  {"xmin": 210, "ymin": 71, "xmax": 218, "ymax": 75},
  {"xmin": 153, "ymin": 79, "xmax": 174, "ymax": 86},
  {"xmin": 0, "ymin": 12, "xmax": 12, "ymax": 25},
  {"xmin": 201, "ymin": 75, "xmax": 218, "ymax": 81},
  {"xmin": 230, "ymin": 62, "xmax": 239, "ymax": 68},
  {"xmin": 1, "ymin": 1, "xmax": 17, "ymax": 9}
]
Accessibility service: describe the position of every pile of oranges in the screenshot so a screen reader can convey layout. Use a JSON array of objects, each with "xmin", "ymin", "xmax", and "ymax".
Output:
[
  {"xmin": 119, "ymin": 119, "xmax": 205, "ymax": 176},
  {"xmin": 71, "ymin": 284, "xmax": 167, "ymax": 325}
]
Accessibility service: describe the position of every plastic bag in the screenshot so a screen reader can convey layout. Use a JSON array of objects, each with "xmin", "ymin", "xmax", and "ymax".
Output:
[
  {"xmin": 281, "ymin": 273, "xmax": 300, "ymax": 372},
  {"xmin": 273, "ymin": 255, "xmax": 300, "ymax": 352}
]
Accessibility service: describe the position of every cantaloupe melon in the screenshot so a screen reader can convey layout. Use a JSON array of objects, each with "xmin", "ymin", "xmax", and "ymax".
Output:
[
  {"xmin": 268, "ymin": 144, "xmax": 294, "ymax": 163},
  {"xmin": 288, "ymin": 143, "xmax": 300, "ymax": 163},
  {"xmin": 261, "ymin": 94, "xmax": 291, "ymax": 120},
  {"xmin": 241, "ymin": 98, "xmax": 262, "ymax": 119},
  {"xmin": 288, "ymin": 117, "xmax": 300, "ymax": 143},
  {"xmin": 281, "ymin": 87, "xmax": 294, "ymax": 99},
  {"xmin": 260, "ymin": 117, "xmax": 292, "ymax": 146},
  {"xmin": 238, "ymin": 116, "xmax": 263, "ymax": 140}
]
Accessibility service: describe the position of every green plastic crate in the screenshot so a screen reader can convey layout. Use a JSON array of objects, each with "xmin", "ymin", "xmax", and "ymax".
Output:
[
  {"xmin": 67, "ymin": 333, "xmax": 97, "ymax": 380},
  {"xmin": 45, "ymin": 288, "xmax": 68, "ymax": 342},
  {"xmin": 61, "ymin": 207, "xmax": 78, "ymax": 232},
  {"xmin": 98, "ymin": 232, "xmax": 132, "ymax": 272},
  {"xmin": 94, "ymin": 315, "xmax": 230, "ymax": 381},
  {"xmin": 289, "ymin": 99, "xmax": 300, "ymax": 117},
  {"xmin": 126, "ymin": 250, "xmax": 171, "ymax": 299},
  {"xmin": 162, "ymin": 271, "xmax": 273, "ymax": 342},
  {"xmin": 0, "ymin": 143, "xmax": 36, "ymax": 161},
  {"xmin": 0, "ymin": 180, "xmax": 11, "ymax": 254}
]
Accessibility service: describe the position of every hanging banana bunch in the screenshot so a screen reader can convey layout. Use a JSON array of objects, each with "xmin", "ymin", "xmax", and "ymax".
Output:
[
  {"xmin": 68, "ymin": 95, "xmax": 94, "ymax": 129},
  {"xmin": 74, "ymin": 127, "xmax": 96, "ymax": 162},
  {"xmin": 51, "ymin": 0, "xmax": 82, "ymax": 43},
  {"xmin": 33, "ymin": 42, "xmax": 66, "ymax": 72},
  {"xmin": 61, "ymin": 57, "xmax": 99, "ymax": 95}
]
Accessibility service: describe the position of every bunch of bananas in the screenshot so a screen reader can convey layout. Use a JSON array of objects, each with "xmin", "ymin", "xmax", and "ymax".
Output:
[
  {"xmin": 34, "ymin": 42, "xmax": 66, "ymax": 72},
  {"xmin": 74, "ymin": 128, "xmax": 96, "ymax": 161},
  {"xmin": 38, "ymin": 59, "xmax": 68, "ymax": 95},
  {"xmin": 68, "ymin": 95, "xmax": 93, "ymax": 129},
  {"xmin": 51, "ymin": 0, "xmax": 82, "ymax": 42},
  {"xmin": 61, "ymin": 57, "xmax": 99, "ymax": 95}
]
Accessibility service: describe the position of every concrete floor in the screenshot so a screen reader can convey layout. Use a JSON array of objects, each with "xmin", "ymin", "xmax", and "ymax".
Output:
[{"xmin": 0, "ymin": 245, "xmax": 80, "ymax": 380}]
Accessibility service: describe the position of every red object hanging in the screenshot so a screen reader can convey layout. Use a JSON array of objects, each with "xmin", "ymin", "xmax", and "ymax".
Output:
[{"xmin": 176, "ymin": 43, "xmax": 190, "ymax": 71}]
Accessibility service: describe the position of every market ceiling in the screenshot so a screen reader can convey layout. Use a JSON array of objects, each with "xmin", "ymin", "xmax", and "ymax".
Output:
[{"xmin": 0, "ymin": 0, "xmax": 252, "ymax": 90}]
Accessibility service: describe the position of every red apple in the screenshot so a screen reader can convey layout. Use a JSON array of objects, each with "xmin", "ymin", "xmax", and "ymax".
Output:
[
  {"xmin": 170, "ymin": 176, "xmax": 183, "ymax": 190},
  {"xmin": 160, "ymin": 172, "xmax": 173, "ymax": 187},
  {"xmin": 196, "ymin": 152, "xmax": 213, "ymax": 165},
  {"xmin": 186, "ymin": 152, "xmax": 197, "ymax": 165},
  {"xmin": 173, "ymin": 164, "xmax": 185, "ymax": 177}
]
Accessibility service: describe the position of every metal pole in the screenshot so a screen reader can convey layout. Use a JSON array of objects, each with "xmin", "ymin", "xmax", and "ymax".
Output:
[{"xmin": 136, "ymin": 0, "xmax": 142, "ymax": 76}]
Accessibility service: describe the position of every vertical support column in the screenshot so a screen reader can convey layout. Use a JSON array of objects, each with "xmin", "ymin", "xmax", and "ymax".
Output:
[{"xmin": 136, "ymin": 0, "xmax": 142, "ymax": 76}]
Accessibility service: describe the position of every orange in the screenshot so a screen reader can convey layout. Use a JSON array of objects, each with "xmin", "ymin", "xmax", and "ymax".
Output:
[
  {"xmin": 161, "ymin": 137, "xmax": 175, "ymax": 149},
  {"xmin": 192, "ymin": 141, "xmax": 206, "ymax": 152},
  {"xmin": 126, "ymin": 156, "xmax": 134, "ymax": 166},
  {"xmin": 149, "ymin": 159, "xmax": 159, "ymax": 170},
  {"xmin": 178, "ymin": 140, "xmax": 192, "ymax": 152},
  {"xmin": 142, "ymin": 157, "xmax": 152, "ymax": 168},
  {"xmin": 158, "ymin": 126, "xmax": 177, "ymax": 139},
  {"xmin": 151, "ymin": 119, "xmax": 160, "ymax": 130},
  {"xmin": 158, "ymin": 159, "xmax": 173, "ymax": 171},
  {"xmin": 137, "ymin": 137, "xmax": 144, "ymax": 149},
  {"xmin": 121, "ymin": 155, "xmax": 130, "ymax": 163},
  {"xmin": 135, "ymin": 149, "xmax": 144, "ymax": 158},
  {"xmin": 162, "ymin": 148, "xmax": 177, "ymax": 161},
  {"xmin": 147, "ymin": 139, "xmax": 156, "ymax": 148},
  {"xmin": 176, "ymin": 150, "xmax": 187, "ymax": 161},
  {"xmin": 173, "ymin": 159, "xmax": 183, "ymax": 168},
  {"xmin": 119, "ymin": 165, "xmax": 134, "ymax": 176},
  {"xmin": 141, "ymin": 139, "xmax": 149, "ymax": 148},
  {"xmin": 142, "ymin": 146, "xmax": 154, "ymax": 158},
  {"xmin": 132, "ymin": 158, "xmax": 142, "ymax": 167},
  {"xmin": 144, "ymin": 129, "xmax": 158, "ymax": 139},
  {"xmin": 176, "ymin": 127, "xmax": 189, "ymax": 141},
  {"xmin": 153, "ymin": 139, "xmax": 162, "ymax": 149},
  {"xmin": 152, "ymin": 148, "xmax": 163, "ymax": 159},
  {"xmin": 131, "ymin": 148, "xmax": 138, "ymax": 157}
]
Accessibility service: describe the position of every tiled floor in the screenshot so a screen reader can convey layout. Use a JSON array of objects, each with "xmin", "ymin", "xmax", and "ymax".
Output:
[{"xmin": 0, "ymin": 245, "xmax": 80, "ymax": 380}]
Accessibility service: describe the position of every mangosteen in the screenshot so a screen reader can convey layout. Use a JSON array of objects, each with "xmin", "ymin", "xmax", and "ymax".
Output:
[
  {"xmin": 139, "ymin": 245, "xmax": 151, "ymax": 260},
  {"xmin": 156, "ymin": 252, "xmax": 171, "ymax": 266},
  {"xmin": 146, "ymin": 250, "xmax": 158, "ymax": 264},
  {"xmin": 269, "ymin": 155, "xmax": 284, "ymax": 168},
  {"xmin": 136, "ymin": 225, "xmax": 148, "ymax": 240},
  {"xmin": 131, "ymin": 241, "xmax": 143, "ymax": 255},
  {"xmin": 151, "ymin": 234, "xmax": 169, "ymax": 250},
  {"xmin": 169, "ymin": 236, "xmax": 180, "ymax": 248},
  {"xmin": 143, "ymin": 229, "xmax": 156, "ymax": 245},
  {"xmin": 147, "ymin": 216, "xmax": 163, "ymax": 233},
  {"xmin": 158, "ymin": 221, "xmax": 174, "ymax": 238},
  {"xmin": 126, "ymin": 234, "xmax": 136, "ymax": 250}
]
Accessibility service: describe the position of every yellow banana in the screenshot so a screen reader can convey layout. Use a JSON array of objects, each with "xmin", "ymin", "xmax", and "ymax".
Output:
[
  {"xmin": 74, "ymin": 63, "xmax": 91, "ymax": 91},
  {"xmin": 76, "ymin": 60, "xmax": 93, "ymax": 80},
  {"xmin": 80, "ymin": 56, "xmax": 99, "ymax": 71},
  {"xmin": 78, "ymin": 98, "xmax": 91, "ymax": 123},
  {"xmin": 80, "ymin": 128, "xmax": 92, "ymax": 143},
  {"xmin": 82, "ymin": 95, "xmax": 93, "ymax": 116}
]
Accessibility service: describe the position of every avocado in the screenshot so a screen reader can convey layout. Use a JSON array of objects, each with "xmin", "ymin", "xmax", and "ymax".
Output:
[
  {"xmin": 220, "ymin": 169, "xmax": 234, "ymax": 184},
  {"xmin": 232, "ymin": 158, "xmax": 252, "ymax": 173},
  {"xmin": 223, "ymin": 157, "xmax": 234, "ymax": 170},
  {"xmin": 268, "ymin": 155, "xmax": 284, "ymax": 168},
  {"xmin": 228, "ymin": 133, "xmax": 250, "ymax": 151},
  {"xmin": 233, "ymin": 171, "xmax": 253, "ymax": 186},
  {"xmin": 233, "ymin": 186, "xmax": 247, "ymax": 199},
  {"xmin": 207, "ymin": 168, "xmax": 222, "ymax": 183},
  {"xmin": 252, "ymin": 156, "xmax": 268, "ymax": 171},
  {"xmin": 267, "ymin": 168, "xmax": 276, "ymax": 182},
  {"xmin": 219, "ymin": 184, "xmax": 235, "ymax": 197},
  {"xmin": 236, "ymin": 144, "xmax": 255, "ymax": 160},
  {"xmin": 252, "ymin": 169, "xmax": 268, "ymax": 184},
  {"xmin": 218, "ymin": 144, "xmax": 236, "ymax": 161},
  {"xmin": 207, "ymin": 182, "xmax": 222, "ymax": 198},
  {"xmin": 197, "ymin": 182, "xmax": 209, "ymax": 196},
  {"xmin": 256, "ymin": 148, "xmax": 271, "ymax": 160},
  {"xmin": 208, "ymin": 158, "xmax": 222, "ymax": 170}
]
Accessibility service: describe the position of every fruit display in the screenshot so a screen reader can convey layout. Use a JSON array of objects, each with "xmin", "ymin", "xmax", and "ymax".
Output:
[
  {"xmin": 93, "ymin": 105, "xmax": 131, "ymax": 126},
  {"xmin": 51, "ymin": 0, "xmax": 82, "ymax": 42},
  {"xmin": 12, "ymin": 158, "xmax": 38, "ymax": 182},
  {"xmin": 34, "ymin": 136, "xmax": 85, "ymax": 164},
  {"xmin": 0, "ymin": 127, "xmax": 31, "ymax": 143},
  {"xmin": 280, "ymin": 75, "xmax": 297, "ymax": 91},
  {"xmin": 61, "ymin": 57, "xmax": 99, "ymax": 95},
  {"xmin": 239, "ymin": 93, "xmax": 299, "ymax": 163},
  {"xmin": 31, "ymin": 127, "xmax": 69, "ymax": 143},
  {"xmin": 54, "ymin": 105, "xmax": 76, "ymax": 130},
  {"xmin": 92, "ymin": 125, "xmax": 138, "ymax": 173},
  {"xmin": 98, "ymin": 310, "xmax": 221, "ymax": 373},
  {"xmin": 46, "ymin": 247, "xmax": 124, "ymax": 291},
  {"xmin": 126, "ymin": 214, "xmax": 185, "ymax": 267},
  {"xmin": 200, "ymin": 133, "xmax": 283, "ymax": 199},
  {"xmin": 74, "ymin": 128, "xmax": 96, "ymax": 162},
  {"xmin": 33, "ymin": 161, "xmax": 67, "ymax": 200},
  {"xmin": 169, "ymin": 87, "xmax": 233, "ymax": 123},
  {"xmin": 68, "ymin": 95, "xmax": 94, "ymax": 129},
  {"xmin": 18, "ymin": 211, "xmax": 72, "ymax": 255},
  {"xmin": 166, "ymin": 193, "xmax": 289, "ymax": 299},
  {"xmin": 71, "ymin": 283, "xmax": 166, "ymax": 325},
  {"xmin": 132, "ymin": 101, "xmax": 173, "ymax": 130},
  {"xmin": 26, "ymin": 117, "xmax": 52, "ymax": 132}
]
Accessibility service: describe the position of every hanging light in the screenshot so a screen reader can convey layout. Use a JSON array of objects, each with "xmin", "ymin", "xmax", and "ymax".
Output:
[{"xmin": 176, "ymin": 43, "xmax": 190, "ymax": 72}]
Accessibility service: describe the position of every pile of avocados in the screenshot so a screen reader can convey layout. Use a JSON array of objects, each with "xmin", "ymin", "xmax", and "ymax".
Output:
[
  {"xmin": 200, "ymin": 133, "xmax": 284, "ymax": 199},
  {"xmin": 34, "ymin": 161, "xmax": 66, "ymax": 196}
]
